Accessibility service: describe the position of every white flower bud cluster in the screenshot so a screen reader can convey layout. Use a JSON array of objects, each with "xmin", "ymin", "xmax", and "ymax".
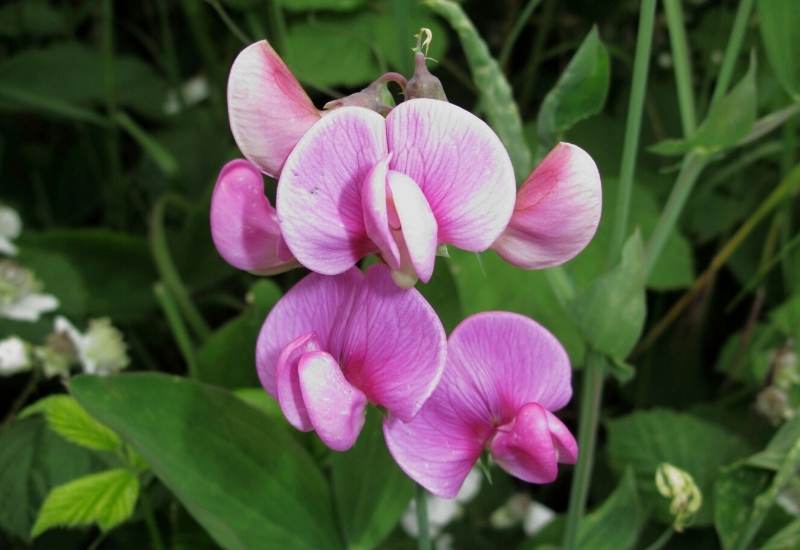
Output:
[{"xmin": 755, "ymin": 340, "xmax": 798, "ymax": 425}]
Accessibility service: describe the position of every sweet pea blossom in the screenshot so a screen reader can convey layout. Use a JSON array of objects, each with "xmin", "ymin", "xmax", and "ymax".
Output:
[
  {"xmin": 213, "ymin": 38, "xmax": 602, "ymax": 284},
  {"xmin": 255, "ymin": 263, "xmax": 446, "ymax": 451},
  {"xmin": 384, "ymin": 312, "xmax": 577, "ymax": 498}
]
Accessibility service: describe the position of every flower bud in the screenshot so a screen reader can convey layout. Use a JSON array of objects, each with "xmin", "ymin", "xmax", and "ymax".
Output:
[
  {"xmin": 82, "ymin": 318, "xmax": 130, "ymax": 375},
  {"xmin": 324, "ymin": 73, "xmax": 407, "ymax": 116},
  {"xmin": 655, "ymin": 463, "xmax": 703, "ymax": 532},
  {"xmin": 755, "ymin": 385, "xmax": 794, "ymax": 425},
  {"xmin": 0, "ymin": 260, "xmax": 59, "ymax": 322},
  {"xmin": 405, "ymin": 52, "xmax": 448, "ymax": 101},
  {"xmin": 0, "ymin": 336, "xmax": 32, "ymax": 375}
]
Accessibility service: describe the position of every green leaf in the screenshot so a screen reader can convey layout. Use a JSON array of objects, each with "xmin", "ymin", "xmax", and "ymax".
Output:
[
  {"xmin": 757, "ymin": 0, "xmax": 800, "ymax": 100},
  {"xmin": 747, "ymin": 416, "xmax": 800, "ymax": 470},
  {"xmin": 577, "ymin": 469, "xmax": 645, "ymax": 550},
  {"xmin": 233, "ymin": 388, "xmax": 284, "ymax": 421},
  {"xmin": 196, "ymin": 280, "xmax": 282, "ymax": 389},
  {"xmin": 15, "ymin": 246, "xmax": 89, "ymax": 318},
  {"xmin": 570, "ymin": 232, "xmax": 646, "ymax": 359},
  {"xmin": 331, "ymin": 409, "xmax": 414, "ymax": 550},
  {"xmin": 650, "ymin": 56, "xmax": 757, "ymax": 156},
  {"xmin": 21, "ymin": 395, "xmax": 121, "ymax": 453},
  {"xmin": 537, "ymin": 27, "xmax": 611, "ymax": 154},
  {"xmin": 18, "ymin": 229, "xmax": 157, "ymax": 323},
  {"xmin": 425, "ymin": 0, "xmax": 531, "ymax": 181},
  {"xmin": 0, "ymin": 417, "xmax": 94, "ymax": 541},
  {"xmin": 70, "ymin": 373, "xmax": 342, "ymax": 550},
  {"xmin": 447, "ymin": 249, "xmax": 585, "ymax": 364},
  {"xmin": 714, "ymin": 466, "xmax": 771, "ymax": 549},
  {"xmin": 276, "ymin": 0, "xmax": 366, "ymax": 11},
  {"xmin": 607, "ymin": 409, "xmax": 752, "ymax": 526},
  {"xmin": 760, "ymin": 518, "xmax": 800, "ymax": 550},
  {"xmin": 0, "ymin": 42, "xmax": 168, "ymax": 120},
  {"xmin": 31, "ymin": 468, "xmax": 139, "ymax": 537}
]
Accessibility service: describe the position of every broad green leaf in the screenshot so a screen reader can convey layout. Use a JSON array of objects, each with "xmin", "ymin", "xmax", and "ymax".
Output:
[
  {"xmin": 196, "ymin": 279, "xmax": 282, "ymax": 389},
  {"xmin": 425, "ymin": 0, "xmax": 531, "ymax": 181},
  {"xmin": 277, "ymin": 0, "xmax": 366, "ymax": 11},
  {"xmin": 570, "ymin": 233, "xmax": 646, "ymax": 359},
  {"xmin": 760, "ymin": 518, "xmax": 800, "ymax": 550},
  {"xmin": 18, "ymin": 229, "xmax": 157, "ymax": 323},
  {"xmin": 447, "ymin": 249, "xmax": 585, "ymax": 364},
  {"xmin": 0, "ymin": 417, "xmax": 94, "ymax": 541},
  {"xmin": 537, "ymin": 27, "xmax": 611, "ymax": 155},
  {"xmin": 607, "ymin": 409, "xmax": 752, "ymax": 526},
  {"xmin": 650, "ymin": 57, "xmax": 757, "ymax": 156},
  {"xmin": 70, "ymin": 373, "xmax": 342, "ymax": 550},
  {"xmin": 0, "ymin": 42, "xmax": 168, "ymax": 120},
  {"xmin": 748, "ymin": 416, "xmax": 800, "ymax": 470},
  {"xmin": 714, "ymin": 466, "xmax": 771, "ymax": 549},
  {"xmin": 331, "ymin": 410, "xmax": 414, "ymax": 550},
  {"xmin": 285, "ymin": 11, "xmax": 446, "ymax": 89},
  {"xmin": 757, "ymin": 0, "xmax": 800, "ymax": 99},
  {"xmin": 233, "ymin": 388, "xmax": 284, "ymax": 421},
  {"xmin": 32, "ymin": 468, "xmax": 139, "ymax": 537},
  {"xmin": 577, "ymin": 469, "xmax": 645, "ymax": 550},
  {"xmin": 21, "ymin": 395, "xmax": 121, "ymax": 453},
  {"xmin": 418, "ymin": 258, "xmax": 463, "ymax": 332}
]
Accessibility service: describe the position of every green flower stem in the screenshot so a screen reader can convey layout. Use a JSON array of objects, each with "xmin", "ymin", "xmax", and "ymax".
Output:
[
  {"xmin": 643, "ymin": 527, "xmax": 674, "ymax": 550},
  {"xmin": 562, "ymin": 350, "xmax": 606, "ymax": 550},
  {"xmin": 664, "ymin": 0, "xmax": 697, "ymax": 135},
  {"xmin": 609, "ymin": 0, "xmax": 658, "ymax": 262},
  {"xmin": 154, "ymin": 283, "xmax": 199, "ymax": 379},
  {"xmin": 415, "ymin": 484, "xmax": 431, "ymax": 550},
  {"xmin": 709, "ymin": 0, "xmax": 755, "ymax": 108},
  {"xmin": 498, "ymin": 0, "xmax": 543, "ymax": 69},
  {"xmin": 643, "ymin": 152, "xmax": 707, "ymax": 278},
  {"xmin": 150, "ymin": 195, "xmax": 211, "ymax": 342}
]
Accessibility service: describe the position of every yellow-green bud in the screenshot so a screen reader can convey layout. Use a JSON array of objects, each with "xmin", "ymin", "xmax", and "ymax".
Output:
[{"xmin": 655, "ymin": 463, "xmax": 702, "ymax": 532}]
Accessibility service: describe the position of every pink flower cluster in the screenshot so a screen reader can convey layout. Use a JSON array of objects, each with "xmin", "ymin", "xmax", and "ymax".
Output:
[{"xmin": 211, "ymin": 40, "xmax": 602, "ymax": 498}]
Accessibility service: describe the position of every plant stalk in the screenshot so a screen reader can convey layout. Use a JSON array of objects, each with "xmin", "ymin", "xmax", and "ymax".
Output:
[
  {"xmin": 415, "ymin": 483, "xmax": 431, "ymax": 550},
  {"xmin": 664, "ymin": 0, "xmax": 697, "ymax": 135}
]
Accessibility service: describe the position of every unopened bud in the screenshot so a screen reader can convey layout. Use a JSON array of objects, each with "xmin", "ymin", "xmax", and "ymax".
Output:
[
  {"xmin": 755, "ymin": 386, "xmax": 795, "ymax": 425},
  {"xmin": 655, "ymin": 463, "xmax": 703, "ymax": 532},
  {"xmin": 82, "ymin": 318, "xmax": 130, "ymax": 375},
  {"xmin": 406, "ymin": 52, "xmax": 447, "ymax": 101},
  {"xmin": 0, "ymin": 336, "xmax": 32, "ymax": 375},
  {"xmin": 324, "ymin": 72, "xmax": 407, "ymax": 116}
]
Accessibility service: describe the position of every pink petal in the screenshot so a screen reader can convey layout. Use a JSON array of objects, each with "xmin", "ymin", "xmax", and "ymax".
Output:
[
  {"xmin": 493, "ymin": 143, "xmax": 602, "ymax": 269},
  {"xmin": 298, "ymin": 350, "xmax": 368, "ymax": 452},
  {"xmin": 256, "ymin": 269, "xmax": 362, "ymax": 395},
  {"xmin": 383, "ymin": 403, "xmax": 485, "ymax": 499},
  {"xmin": 387, "ymin": 171, "xmax": 438, "ymax": 284},
  {"xmin": 210, "ymin": 159, "xmax": 299, "ymax": 275},
  {"xmin": 386, "ymin": 99, "xmax": 516, "ymax": 251},
  {"xmin": 546, "ymin": 410, "xmax": 578, "ymax": 464},
  {"xmin": 362, "ymin": 156, "xmax": 401, "ymax": 269},
  {"xmin": 274, "ymin": 332, "xmax": 322, "ymax": 431},
  {"xmin": 489, "ymin": 403, "xmax": 558, "ymax": 484},
  {"xmin": 446, "ymin": 312, "xmax": 573, "ymax": 422},
  {"xmin": 277, "ymin": 107, "xmax": 387, "ymax": 275},
  {"xmin": 330, "ymin": 264, "xmax": 446, "ymax": 421},
  {"xmin": 227, "ymin": 40, "xmax": 320, "ymax": 177}
]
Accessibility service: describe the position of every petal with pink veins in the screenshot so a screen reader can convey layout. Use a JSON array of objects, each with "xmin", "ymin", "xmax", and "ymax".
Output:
[
  {"xmin": 362, "ymin": 156, "xmax": 400, "ymax": 269},
  {"xmin": 330, "ymin": 264, "xmax": 446, "ymax": 422},
  {"xmin": 493, "ymin": 143, "xmax": 602, "ymax": 269},
  {"xmin": 387, "ymin": 171, "xmax": 438, "ymax": 284},
  {"xmin": 256, "ymin": 269, "xmax": 361, "ymax": 395},
  {"xmin": 489, "ymin": 403, "xmax": 559, "ymax": 484},
  {"xmin": 386, "ymin": 98, "xmax": 516, "ymax": 251},
  {"xmin": 227, "ymin": 40, "xmax": 320, "ymax": 177},
  {"xmin": 277, "ymin": 107, "xmax": 388, "ymax": 275},
  {"xmin": 210, "ymin": 159, "xmax": 299, "ymax": 275},
  {"xmin": 546, "ymin": 410, "xmax": 579, "ymax": 464},
  {"xmin": 274, "ymin": 332, "xmax": 322, "ymax": 431},
  {"xmin": 298, "ymin": 351, "xmax": 368, "ymax": 452}
]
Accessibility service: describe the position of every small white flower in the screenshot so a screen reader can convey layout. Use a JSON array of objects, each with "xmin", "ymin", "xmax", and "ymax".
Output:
[
  {"xmin": 0, "ymin": 336, "xmax": 32, "ymax": 375},
  {"xmin": 490, "ymin": 494, "xmax": 555, "ymax": 535},
  {"xmin": 55, "ymin": 316, "xmax": 130, "ymax": 375},
  {"xmin": 164, "ymin": 75, "xmax": 210, "ymax": 115},
  {"xmin": 523, "ymin": 501, "xmax": 556, "ymax": 536},
  {"xmin": 0, "ymin": 204, "xmax": 22, "ymax": 256},
  {"xmin": 0, "ymin": 260, "xmax": 59, "ymax": 322}
]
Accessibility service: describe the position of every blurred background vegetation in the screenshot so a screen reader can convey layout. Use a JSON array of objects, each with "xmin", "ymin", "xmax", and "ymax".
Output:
[{"xmin": 1, "ymin": 0, "xmax": 799, "ymax": 549}]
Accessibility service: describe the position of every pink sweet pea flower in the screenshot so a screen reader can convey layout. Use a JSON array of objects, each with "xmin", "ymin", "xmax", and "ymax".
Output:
[
  {"xmin": 384, "ymin": 312, "xmax": 577, "ymax": 498},
  {"xmin": 276, "ymin": 99, "xmax": 517, "ymax": 287},
  {"xmin": 255, "ymin": 263, "xmax": 446, "ymax": 451},
  {"xmin": 492, "ymin": 143, "xmax": 602, "ymax": 269}
]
